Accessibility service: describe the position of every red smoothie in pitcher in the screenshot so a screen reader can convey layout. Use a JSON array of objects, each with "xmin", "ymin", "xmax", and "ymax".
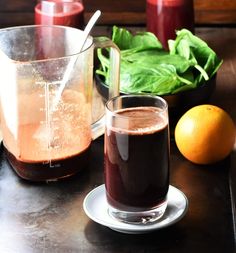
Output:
[
  {"xmin": 1, "ymin": 89, "xmax": 92, "ymax": 181},
  {"xmin": 146, "ymin": 0, "xmax": 194, "ymax": 49}
]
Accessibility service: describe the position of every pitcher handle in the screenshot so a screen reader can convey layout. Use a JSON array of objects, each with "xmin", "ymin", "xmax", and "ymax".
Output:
[{"xmin": 91, "ymin": 37, "xmax": 120, "ymax": 140}]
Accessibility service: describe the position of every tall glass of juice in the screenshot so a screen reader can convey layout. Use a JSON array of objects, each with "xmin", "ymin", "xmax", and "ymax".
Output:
[
  {"xmin": 105, "ymin": 95, "xmax": 170, "ymax": 224},
  {"xmin": 146, "ymin": 0, "xmax": 194, "ymax": 49},
  {"xmin": 35, "ymin": 0, "xmax": 84, "ymax": 29}
]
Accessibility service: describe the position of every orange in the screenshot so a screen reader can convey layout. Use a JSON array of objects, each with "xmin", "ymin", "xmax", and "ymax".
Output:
[{"xmin": 175, "ymin": 104, "xmax": 236, "ymax": 165}]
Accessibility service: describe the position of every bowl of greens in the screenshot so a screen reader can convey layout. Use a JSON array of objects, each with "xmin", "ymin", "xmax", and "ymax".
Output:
[{"xmin": 95, "ymin": 26, "xmax": 222, "ymax": 125}]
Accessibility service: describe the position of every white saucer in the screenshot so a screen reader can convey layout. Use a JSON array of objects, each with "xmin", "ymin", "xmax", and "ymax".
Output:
[{"xmin": 83, "ymin": 184, "xmax": 188, "ymax": 234}]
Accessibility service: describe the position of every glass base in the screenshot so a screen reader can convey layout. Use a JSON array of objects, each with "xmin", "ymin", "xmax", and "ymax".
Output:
[{"xmin": 108, "ymin": 200, "xmax": 167, "ymax": 225}]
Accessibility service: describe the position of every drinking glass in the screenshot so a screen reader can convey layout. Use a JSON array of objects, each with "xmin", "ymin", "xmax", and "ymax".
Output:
[
  {"xmin": 104, "ymin": 95, "xmax": 170, "ymax": 224},
  {"xmin": 146, "ymin": 0, "xmax": 194, "ymax": 49},
  {"xmin": 35, "ymin": 0, "xmax": 84, "ymax": 28}
]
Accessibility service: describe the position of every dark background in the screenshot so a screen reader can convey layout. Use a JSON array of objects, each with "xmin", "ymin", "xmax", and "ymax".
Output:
[{"xmin": 0, "ymin": 0, "xmax": 236, "ymax": 28}]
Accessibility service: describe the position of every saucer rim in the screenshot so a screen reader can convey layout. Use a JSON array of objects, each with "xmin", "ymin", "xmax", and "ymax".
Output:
[{"xmin": 83, "ymin": 184, "xmax": 188, "ymax": 233}]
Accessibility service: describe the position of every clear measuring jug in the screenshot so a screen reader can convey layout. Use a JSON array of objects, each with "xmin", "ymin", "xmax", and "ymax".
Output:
[{"xmin": 0, "ymin": 25, "xmax": 120, "ymax": 181}]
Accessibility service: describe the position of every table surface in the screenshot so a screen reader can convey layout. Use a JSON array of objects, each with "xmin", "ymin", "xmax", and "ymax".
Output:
[{"xmin": 0, "ymin": 27, "xmax": 236, "ymax": 253}]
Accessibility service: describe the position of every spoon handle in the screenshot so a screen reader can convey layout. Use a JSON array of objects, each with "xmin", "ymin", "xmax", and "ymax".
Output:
[{"xmin": 79, "ymin": 10, "xmax": 101, "ymax": 52}]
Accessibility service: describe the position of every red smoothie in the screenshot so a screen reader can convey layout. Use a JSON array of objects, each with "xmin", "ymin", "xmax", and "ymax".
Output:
[
  {"xmin": 105, "ymin": 107, "xmax": 170, "ymax": 211},
  {"xmin": 146, "ymin": 0, "xmax": 194, "ymax": 49},
  {"xmin": 35, "ymin": 1, "xmax": 84, "ymax": 29}
]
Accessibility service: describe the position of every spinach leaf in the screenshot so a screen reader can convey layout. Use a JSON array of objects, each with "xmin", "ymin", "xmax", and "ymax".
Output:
[
  {"xmin": 119, "ymin": 63, "xmax": 193, "ymax": 95},
  {"xmin": 122, "ymin": 50, "xmax": 196, "ymax": 74},
  {"xmin": 112, "ymin": 26, "xmax": 163, "ymax": 50},
  {"xmin": 169, "ymin": 29, "xmax": 223, "ymax": 85}
]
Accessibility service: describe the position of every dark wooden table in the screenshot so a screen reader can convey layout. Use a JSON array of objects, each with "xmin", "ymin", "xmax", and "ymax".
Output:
[{"xmin": 0, "ymin": 27, "xmax": 236, "ymax": 253}]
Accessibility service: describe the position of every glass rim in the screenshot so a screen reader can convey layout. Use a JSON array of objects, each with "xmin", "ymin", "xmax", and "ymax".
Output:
[
  {"xmin": 0, "ymin": 25, "xmax": 93, "ymax": 63},
  {"xmin": 105, "ymin": 94, "xmax": 168, "ymax": 119}
]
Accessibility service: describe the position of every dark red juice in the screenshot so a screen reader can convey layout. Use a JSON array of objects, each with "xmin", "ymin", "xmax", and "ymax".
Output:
[
  {"xmin": 146, "ymin": 0, "xmax": 194, "ymax": 49},
  {"xmin": 105, "ymin": 107, "xmax": 170, "ymax": 211},
  {"xmin": 4, "ymin": 145, "xmax": 90, "ymax": 182},
  {"xmin": 35, "ymin": 1, "xmax": 84, "ymax": 29}
]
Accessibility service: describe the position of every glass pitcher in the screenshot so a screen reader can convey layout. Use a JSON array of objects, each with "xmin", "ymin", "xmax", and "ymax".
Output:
[{"xmin": 0, "ymin": 25, "xmax": 120, "ymax": 181}]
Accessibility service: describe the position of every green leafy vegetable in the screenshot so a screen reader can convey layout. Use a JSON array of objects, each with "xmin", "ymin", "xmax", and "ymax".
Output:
[
  {"xmin": 112, "ymin": 26, "xmax": 163, "ymax": 50},
  {"xmin": 96, "ymin": 26, "xmax": 223, "ymax": 95}
]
